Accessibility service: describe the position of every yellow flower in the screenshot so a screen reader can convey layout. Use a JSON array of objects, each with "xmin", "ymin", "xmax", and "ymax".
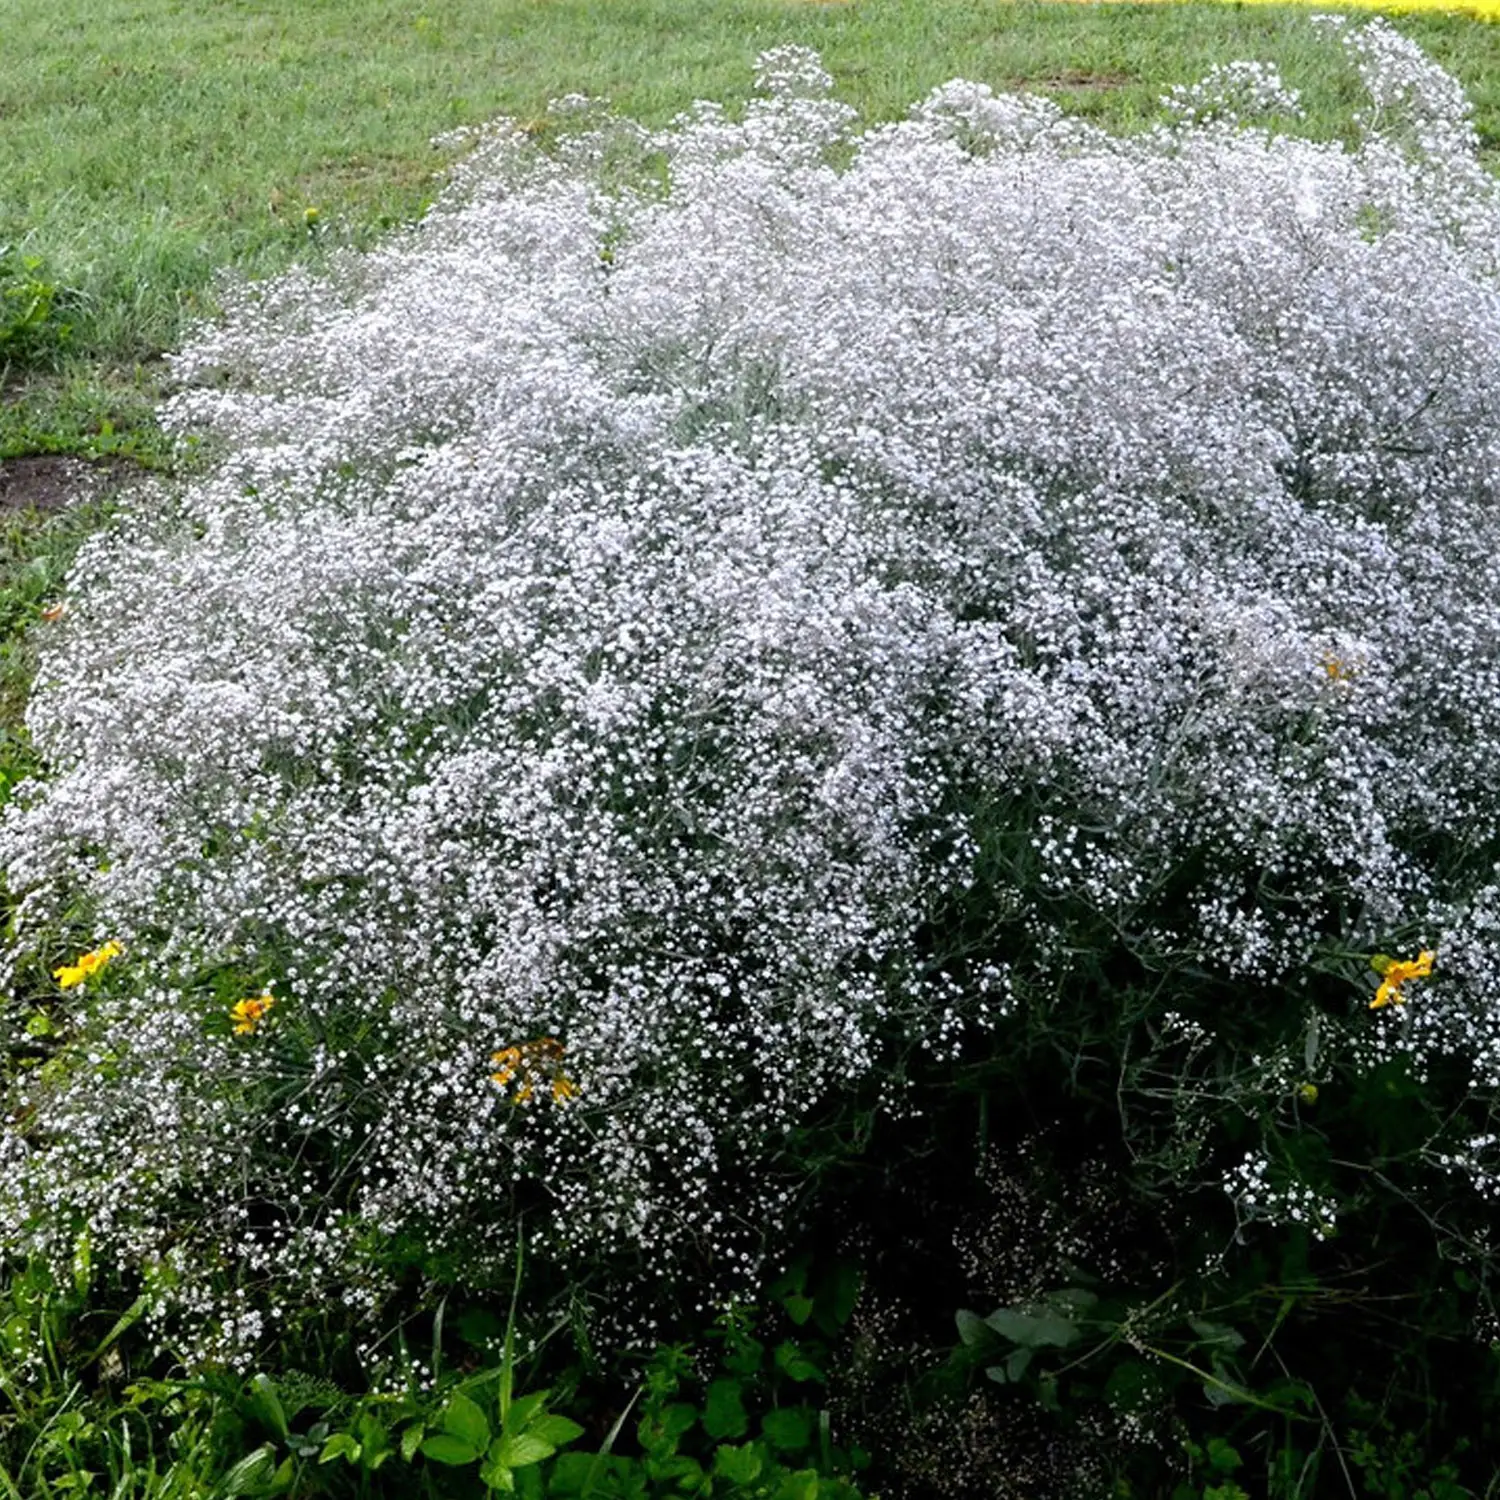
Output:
[
  {"xmin": 53, "ymin": 941, "xmax": 123, "ymax": 989},
  {"xmin": 1370, "ymin": 950, "xmax": 1436, "ymax": 1009},
  {"xmin": 230, "ymin": 991, "xmax": 276, "ymax": 1035},
  {"xmin": 491, "ymin": 1036, "xmax": 576, "ymax": 1105}
]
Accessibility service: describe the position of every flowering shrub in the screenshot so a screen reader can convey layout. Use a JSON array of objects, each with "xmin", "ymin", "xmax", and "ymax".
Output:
[{"xmin": 5, "ymin": 21, "xmax": 1500, "ymax": 1369}]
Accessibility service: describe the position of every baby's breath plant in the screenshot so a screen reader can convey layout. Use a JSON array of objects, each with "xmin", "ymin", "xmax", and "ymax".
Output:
[{"xmin": 7, "ymin": 23, "xmax": 1500, "ymax": 1390}]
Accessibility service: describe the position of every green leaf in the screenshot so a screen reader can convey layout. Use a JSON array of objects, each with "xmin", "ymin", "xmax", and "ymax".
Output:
[
  {"xmin": 1187, "ymin": 1318, "xmax": 1245, "ymax": 1352},
  {"xmin": 658, "ymin": 1402, "xmax": 698, "ymax": 1442},
  {"xmin": 529, "ymin": 1413, "xmax": 584, "ymax": 1447},
  {"xmin": 721, "ymin": 1333, "xmax": 765, "ymax": 1378},
  {"xmin": 444, "ymin": 1389, "xmax": 493, "ymax": 1451},
  {"xmin": 954, "ymin": 1309, "xmax": 995, "ymax": 1349},
  {"xmin": 421, "ymin": 1433, "xmax": 481, "ymax": 1466},
  {"xmin": 703, "ymin": 1378, "xmax": 748, "ymax": 1440},
  {"xmin": 776, "ymin": 1471, "xmax": 820, "ymax": 1500},
  {"xmin": 783, "ymin": 1293, "xmax": 815, "ymax": 1326},
  {"xmin": 1205, "ymin": 1437, "xmax": 1243, "ymax": 1475},
  {"xmin": 221, "ymin": 1446, "xmax": 278, "ymax": 1497},
  {"xmin": 479, "ymin": 1457, "xmax": 518, "ymax": 1492},
  {"xmin": 245, "ymin": 1373, "xmax": 289, "ymax": 1442},
  {"xmin": 761, "ymin": 1406, "xmax": 813, "ymax": 1453},
  {"xmin": 983, "ymin": 1305, "xmax": 1081, "ymax": 1349},
  {"xmin": 819, "ymin": 1263, "xmax": 860, "ymax": 1330},
  {"xmin": 1103, "ymin": 1358, "xmax": 1159, "ymax": 1414},
  {"xmin": 713, "ymin": 1443, "xmax": 764, "ymax": 1486},
  {"xmin": 773, "ymin": 1341, "xmax": 823, "ymax": 1383},
  {"xmin": 491, "ymin": 1433, "xmax": 557, "ymax": 1468},
  {"xmin": 645, "ymin": 1454, "xmax": 703, "ymax": 1486},
  {"xmin": 1049, "ymin": 1288, "xmax": 1098, "ymax": 1318},
  {"xmin": 356, "ymin": 1410, "xmax": 393, "ymax": 1466},
  {"xmin": 502, "ymin": 1389, "xmax": 549, "ymax": 1437},
  {"xmin": 399, "ymin": 1423, "xmax": 426, "ymax": 1463},
  {"xmin": 319, "ymin": 1433, "xmax": 361, "ymax": 1465},
  {"xmin": 85, "ymin": 1293, "xmax": 149, "ymax": 1367}
]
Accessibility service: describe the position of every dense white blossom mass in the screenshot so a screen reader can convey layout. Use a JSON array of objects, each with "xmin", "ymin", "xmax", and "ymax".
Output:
[{"xmin": 5, "ymin": 21, "xmax": 1500, "ymax": 1361}]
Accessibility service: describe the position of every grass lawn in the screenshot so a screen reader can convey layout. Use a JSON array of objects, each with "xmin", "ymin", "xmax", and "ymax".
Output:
[{"xmin": 4, "ymin": 0, "xmax": 1500, "ymax": 464}]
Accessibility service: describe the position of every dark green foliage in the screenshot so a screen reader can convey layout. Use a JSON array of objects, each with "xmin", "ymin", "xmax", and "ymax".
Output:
[{"xmin": 0, "ymin": 244, "xmax": 77, "ymax": 376}]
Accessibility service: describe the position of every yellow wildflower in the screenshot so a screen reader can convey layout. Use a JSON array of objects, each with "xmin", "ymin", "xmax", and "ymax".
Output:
[
  {"xmin": 490, "ymin": 1036, "xmax": 577, "ymax": 1105},
  {"xmin": 53, "ymin": 941, "xmax": 123, "ymax": 989},
  {"xmin": 230, "ymin": 991, "xmax": 276, "ymax": 1035},
  {"xmin": 1370, "ymin": 950, "xmax": 1436, "ymax": 1009}
]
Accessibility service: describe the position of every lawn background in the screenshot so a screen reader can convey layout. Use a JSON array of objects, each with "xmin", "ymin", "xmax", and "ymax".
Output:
[{"xmin": 5, "ymin": 0, "xmax": 1500, "ymax": 462}]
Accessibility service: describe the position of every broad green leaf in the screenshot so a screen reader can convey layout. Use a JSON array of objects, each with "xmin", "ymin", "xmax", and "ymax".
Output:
[
  {"xmin": 713, "ymin": 1443, "xmax": 764, "ymax": 1486},
  {"xmin": 954, "ymin": 1309, "xmax": 995, "ymax": 1349},
  {"xmin": 1006, "ymin": 1347, "xmax": 1034, "ymax": 1381},
  {"xmin": 783, "ymin": 1293, "xmax": 815, "ymax": 1326},
  {"xmin": 421, "ymin": 1433, "xmax": 481, "ymax": 1466},
  {"xmin": 245, "ymin": 1374, "xmax": 289, "ymax": 1442},
  {"xmin": 1049, "ymin": 1288, "xmax": 1098, "ymax": 1318},
  {"xmin": 502, "ymin": 1389, "xmax": 549, "ymax": 1437},
  {"xmin": 645, "ymin": 1454, "xmax": 703, "ymax": 1485},
  {"xmin": 773, "ymin": 1342, "xmax": 823, "ymax": 1383},
  {"xmin": 761, "ymin": 1406, "xmax": 813, "ymax": 1452},
  {"xmin": 703, "ymin": 1378, "xmax": 748, "ymax": 1440},
  {"xmin": 983, "ymin": 1305, "xmax": 1081, "ymax": 1349},
  {"xmin": 530, "ymin": 1413, "xmax": 585, "ymax": 1447},
  {"xmin": 443, "ymin": 1389, "xmax": 493, "ymax": 1451},
  {"xmin": 777, "ymin": 1471, "xmax": 820, "ymax": 1500},
  {"xmin": 357, "ymin": 1410, "xmax": 393, "ymax": 1466},
  {"xmin": 657, "ymin": 1402, "xmax": 698, "ymax": 1442},
  {"xmin": 490, "ymin": 1433, "xmax": 556, "ymax": 1467},
  {"xmin": 479, "ymin": 1457, "xmax": 517, "ymax": 1492},
  {"xmin": 220, "ymin": 1446, "xmax": 278, "ymax": 1497},
  {"xmin": 399, "ymin": 1423, "xmax": 426, "ymax": 1463},
  {"xmin": 546, "ymin": 1451, "xmax": 625, "ymax": 1497},
  {"xmin": 319, "ymin": 1433, "xmax": 361, "ymax": 1465},
  {"xmin": 821, "ymin": 1262, "xmax": 860, "ymax": 1330}
]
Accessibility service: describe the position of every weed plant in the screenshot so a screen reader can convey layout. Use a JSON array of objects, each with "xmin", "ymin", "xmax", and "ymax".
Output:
[{"xmin": 9, "ymin": 13, "xmax": 1500, "ymax": 1499}]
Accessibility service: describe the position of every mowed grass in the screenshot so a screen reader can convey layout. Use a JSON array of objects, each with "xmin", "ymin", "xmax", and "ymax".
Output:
[{"xmin": 4, "ymin": 0, "xmax": 1500, "ymax": 462}]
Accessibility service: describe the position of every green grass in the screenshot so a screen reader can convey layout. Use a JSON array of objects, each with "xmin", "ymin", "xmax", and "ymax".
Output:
[{"xmin": 4, "ymin": 0, "xmax": 1500, "ymax": 461}]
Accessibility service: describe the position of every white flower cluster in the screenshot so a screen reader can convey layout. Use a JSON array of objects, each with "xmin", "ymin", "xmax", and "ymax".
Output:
[
  {"xmin": 1226, "ymin": 1150, "xmax": 1339, "ymax": 1243},
  {"xmin": 5, "ymin": 23, "xmax": 1500, "ymax": 1357}
]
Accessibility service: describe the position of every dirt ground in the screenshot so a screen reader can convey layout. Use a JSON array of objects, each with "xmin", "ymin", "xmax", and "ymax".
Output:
[{"xmin": 0, "ymin": 454, "xmax": 136, "ymax": 514}]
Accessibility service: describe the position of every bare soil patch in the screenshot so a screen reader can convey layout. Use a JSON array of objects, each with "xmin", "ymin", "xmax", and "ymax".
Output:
[
  {"xmin": 0, "ymin": 454, "xmax": 136, "ymax": 514},
  {"xmin": 1015, "ymin": 68, "xmax": 1133, "ymax": 93}
]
